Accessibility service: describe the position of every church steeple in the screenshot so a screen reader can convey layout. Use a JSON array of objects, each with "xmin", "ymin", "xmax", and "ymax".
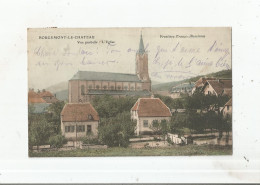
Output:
[
  {"xmin": 135, "ymin": 32, "xmax": 151, "ymax": 91},
  {"xmin": 137, "ymin": 32, "xmax": 145, "ymax": 54}
]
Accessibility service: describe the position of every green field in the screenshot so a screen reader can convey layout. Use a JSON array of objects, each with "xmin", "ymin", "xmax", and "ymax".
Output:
[{"xmin": 29, "ymin": 145, "xmax": 232, "ymax": 157}]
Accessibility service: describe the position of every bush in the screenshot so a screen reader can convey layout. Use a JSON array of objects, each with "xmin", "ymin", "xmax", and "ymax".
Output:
[
  {"xmin": 167, "ymin": 137, "xmax": 173, "ymax": 145},
  {"xmin": 98, "ymin": 111, "xmax": 136, "ymax": 147},
  {"xmin": 82, "ymin": 136, "xmax": 99, "ymax": 145},
  {"xmin": 49, "ymin": 135, "xmax": 67, "ymax": 148}
]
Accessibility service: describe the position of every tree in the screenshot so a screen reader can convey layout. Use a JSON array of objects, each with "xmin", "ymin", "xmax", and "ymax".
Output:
[
  {"xmin": 47, "ymin": 101, "xmax": 65, "ymax": 134},
  {"xmin": 92, "ymin": 95, "xmax": 139, "ymax": 118},
  {"xmin": 29, "ymin": 118, "xmax": 53, "ymax": 150},
  {"xmin": 98, "ymin": 111, "xmax": 136, "ymax": 147},
  {"xmin": 160, "ymin": 119, "xmax": 169, "ymax": 143}
]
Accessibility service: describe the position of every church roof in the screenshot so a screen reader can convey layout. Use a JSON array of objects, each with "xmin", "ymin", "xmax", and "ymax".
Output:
[
  {"xmin": 137, "ymin": 34, "xmax": 145, "ymax": 54},
  {"xmin": 70, "ymin": 71, "xmax": 141, "ymax": 82}
]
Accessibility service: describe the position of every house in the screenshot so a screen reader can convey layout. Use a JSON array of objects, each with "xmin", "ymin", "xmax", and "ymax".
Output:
[
  {"xmin": 192, "ymin": 77, "xmax": 216, "ymax": 94},
  {"xmin": 68, "ymin": 34, "xmax": 151, "ymax": 103},
  {"xmin": 222, "ymin": 98, "xmax": 232, "ymax": 118},
  {"xmin": 202, "ymin": 79, "xmax": 232, "ymax": 96},
  {"xmin": 131, "ymin": 98, "xmax": 172, "ymax": 135},
  {"xmin": 60, "ymin": 103, "xmax": 99, "ymax": 140},
  {"xmin": 38, "ymin": 89, "xmax": 58, "ymax": 103},
  {"xmin": 171, "ymin": 82, "xmax": 195, "ymax": 98},
  {"xmin": 28, "ymin": 89, "xmax": 58, "ymax": 104},
  {"xmin": 28, "ymin": 89, "xmax": 46, "ymax": 103}
]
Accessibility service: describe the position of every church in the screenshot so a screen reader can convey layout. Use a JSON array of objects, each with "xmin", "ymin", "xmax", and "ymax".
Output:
[{"xmin": 68, "ymin": 34, "xmax": 152, "ymax": 103}]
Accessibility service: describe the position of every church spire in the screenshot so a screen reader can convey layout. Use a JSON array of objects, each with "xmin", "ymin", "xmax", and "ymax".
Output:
[{"xmin": 137, "ymin": 32, "xmax": 145, "ymax": 54}]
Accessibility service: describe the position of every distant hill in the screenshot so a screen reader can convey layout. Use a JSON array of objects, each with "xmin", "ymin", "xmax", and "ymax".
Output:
[
  {"xmin": 54, "ymin": 89, "xmax": 68, "ymax": 101},
  {"xmin": 46, "ymin": 81, "xmax": 68, "ymax": 94},
  {"xmin": 46, "ymin": 81, "xmax": 68, "ymax": 101},
  {"xmin": 152, "ymin": 69, "xmax": 232, "ymax": 92}
]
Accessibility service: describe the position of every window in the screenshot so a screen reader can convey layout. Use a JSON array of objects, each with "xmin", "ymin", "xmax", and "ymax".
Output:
[
  {"xmin": 65, "ymin": 126, "xmax": 75, "ymax": 133},
  {"xmin": 208, "ymin": 91, "xmax": 211, "ymax": 95},
  {"xmin": 143, "ymin": 120, "xmax": 148, "ymax": 127},
  {"xmin": 110, "ymin": 86, "xmax": 114, "ymax": 90},
  {"xmin": 130, "ymin": 86, "xmax": 134, "ymax": 91},
  {"xmin": 87, "ymin": 125, "xmax": 92, "ymax": 134},
  {"xmin": 88, "ymin": 85, "xmax": 92, "ymax": 89},
  {"xmin": 103, "ymin": 85, "xmax": 107, "ymax": 90},
  {"xmin": 124, "ymin": 86, "xmax": 128, "ymax": 90},
  {"xmin": 77, "ymin": 125, "xmax": 85, "ymax": 132},
  {"xmin": 117, "ymin": 86, "xmax": 121, "ymax": 90},
  {"xmin": 81, "ymin": 85, "xmax": 85, "ymax": 95},
  {"xmin": 88, "ymin": 114, "xmax": 93, "ymax": 120},
  {"xmin": 96, "ymin": 85, "xmax": 100, "ymax": 90},
  {"xmin": 152, "ymin": 120, "xmax": 159, "ymax": 128},
  {"xmin": 227, "ymin": 105, "xmax": 229, "ymax": 111}
]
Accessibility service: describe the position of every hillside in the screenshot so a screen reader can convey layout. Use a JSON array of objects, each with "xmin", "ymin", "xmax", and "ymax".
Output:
[
  {"xmin": 46, "ymin": 81, "xmax": 68, "ymax": 94},
  {"xmin": 151, "ymin": 70, "xmax": 232, "ymax": 92}
]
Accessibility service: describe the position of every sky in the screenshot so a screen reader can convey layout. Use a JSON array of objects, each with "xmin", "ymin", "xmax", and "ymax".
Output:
[{"xmin": 28, "ymin": 27, "xmax": 231, "ymax": 90}]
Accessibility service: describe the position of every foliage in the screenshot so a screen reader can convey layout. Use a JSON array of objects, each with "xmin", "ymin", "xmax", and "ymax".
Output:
[
  {"xmin": 92, "ymin": 95, "xmax": 139, "ymax": 118},
  {"xmin": 49, "ymin": 135, "xmax": 67, "ymax": 148},
  {"xmin": 98, "ymin": 111, "xmax": 136, "ymax": 147},
  {"xmin": 81, "ymin": 136, "xmax": 99, "ymax": 145},
  {"xmin": 154, "ymin": 94, "xmax": 184, "ymax": 109},
  {"xmin": 29, "ymin": 117, "xmax": 54, "ymax": 149},
  {"xmin": 28, "ymin": 101, "xmax": 65, "ymax": 149},
  {"xmin": 46, "ymin": 101, "xmax": 65, "ymax": 134}
]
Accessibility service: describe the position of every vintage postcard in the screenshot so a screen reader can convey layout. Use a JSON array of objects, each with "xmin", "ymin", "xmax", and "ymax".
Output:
[{"xmin": 28, "ymin": 27, "xmax": 232, "ymax": 157}]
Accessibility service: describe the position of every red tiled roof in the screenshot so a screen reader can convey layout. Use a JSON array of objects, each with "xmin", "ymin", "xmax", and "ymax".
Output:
[
  {"xmin": 223, "ymin": 88, "xmax": 232, "ymax": 97},
  {"xmin": 207, "ymin": 79, "xmax": 232, "ymax": 95},
  {"xmin": 28, "ymin": 90, "xmax": 39, "ymax": 98},
  {"xmin": 225, "ymin": 98, "xmax": 232, "ymax": 106},
  {"xmin": 28, "ymin": 97, "xmax": 46, "ymax": 103},
  {"xmin": 131, "ymin": 101, "xmax": 139, "ymax": 111},
  {"xmin": 131, "ymin": 98, "xmax": 172, "ymax": 117},
  {"xmin": 61, "ymin": 103, "xmax": 99, "ymax": 122}
]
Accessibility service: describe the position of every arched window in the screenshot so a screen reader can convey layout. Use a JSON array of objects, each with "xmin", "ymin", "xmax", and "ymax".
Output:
[
  {"xmin": 117, "ymin": 86, "xmax": 121, "ymax": 90},
  {"xmin": 96, "ymin": 85, "xmax": 100, "ymax": 90},
  {"xmin": 124, "ymin": 86, "xmax": 128, "ymax": 90},
  {"xmin": 81, "ymin": 85, "xmax": 85, "ymax": 95},
  {"xmin": 103, "ymin": 85, "xmax": 107, "ymax": 90},
  {"xmin": 88, "ymin": 85, "xmax": 92, "ymax": 89},
  {"xmin": 110, "ymin": 86, "xmax": 114, "ymax": 90}
]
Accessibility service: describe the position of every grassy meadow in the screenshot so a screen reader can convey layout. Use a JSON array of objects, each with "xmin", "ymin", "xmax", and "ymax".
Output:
[{"xmin": 29, "ymin": 145, "xmax": 232, "ymax": 157}]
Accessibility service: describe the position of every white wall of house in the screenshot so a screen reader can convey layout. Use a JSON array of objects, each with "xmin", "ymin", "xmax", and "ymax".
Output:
[
  {"xmin": 61, "ymin": 121, "xmax": 98, "ymax": 140},
  {"xmin": 133, "ymin": 116, "xmax": 171, "ymax": 135},
  {"xmin": 204, "ymin": 84, "xmax": 217, "ymax": 95}
]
